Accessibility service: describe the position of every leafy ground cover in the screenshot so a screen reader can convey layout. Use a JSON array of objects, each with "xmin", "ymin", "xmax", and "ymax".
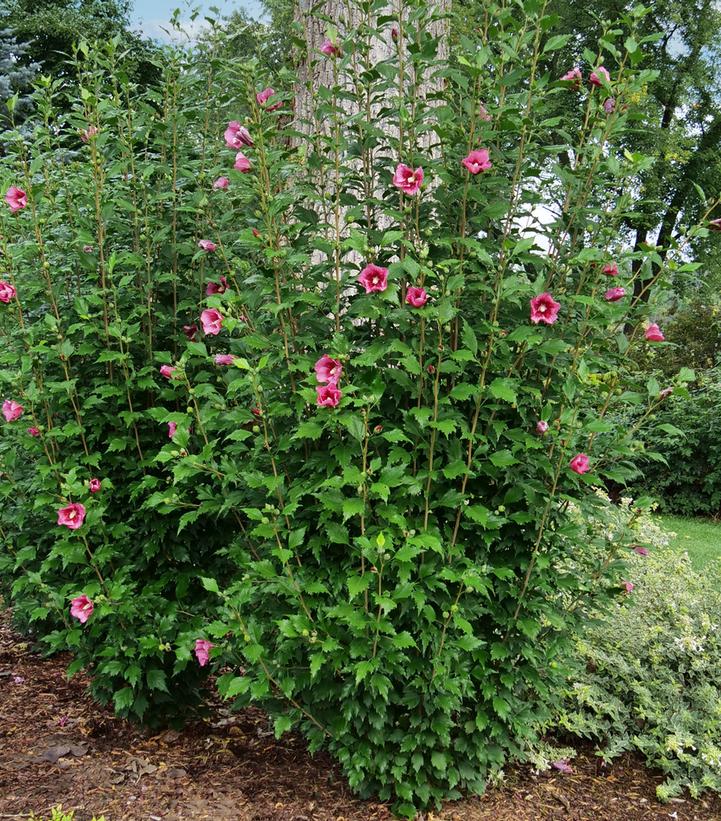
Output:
[
  {"xmin": 659, "ymin": 515, "xmax": 721, "ymax": 573},
  {"xmin": 2, "ymin": 608, "xmax": 721, "ymax": 821}
]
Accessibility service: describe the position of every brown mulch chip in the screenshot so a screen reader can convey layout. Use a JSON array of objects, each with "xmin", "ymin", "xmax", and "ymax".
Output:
[{"xmin": 1, "ymin": 609, "xmax": 719, "ymax": 821}]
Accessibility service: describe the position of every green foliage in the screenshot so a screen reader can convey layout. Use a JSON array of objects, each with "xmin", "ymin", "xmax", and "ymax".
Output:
[
  {"xmin": 560, "ymin": 536, "xmax": 721, "ymax": 801},
  {"xmin": 0, "ymin": 0, "xmax": 705, "ymax": 814},
  {"xmin": 28, "ymin": 808, "xmax": 105, "ymax": 821},
  {"xmin": 627, "ymin": 370, "xmax": 721, "ymax": 516}
]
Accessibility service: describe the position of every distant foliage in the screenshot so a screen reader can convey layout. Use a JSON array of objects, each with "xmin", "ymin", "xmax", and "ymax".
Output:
[{"xmin": 627, "ymin": 369, "xmax": 721, "ymax": 516}]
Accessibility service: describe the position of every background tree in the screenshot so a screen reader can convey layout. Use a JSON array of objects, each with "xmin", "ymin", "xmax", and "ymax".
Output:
[
  {"xmin": 0, "ymin": 0, "xmax": 160, "ymax": 89},
  {"xmin": 0, "ymin": 29, "xmax": 39, "ymax": 129}
]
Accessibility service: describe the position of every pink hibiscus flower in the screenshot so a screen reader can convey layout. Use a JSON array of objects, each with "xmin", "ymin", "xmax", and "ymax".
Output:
[
  {"xmin": 27, "ymin": 426, "xmax": 40, "ymax": 437},
  {"xmin": 80, "ymin": 125, "xmax": 98, "ymax": 143},
  {"xmin": 536, "ymin": 420, "xmax": 549, "ymax": 435},
  {"xmin": 320, "ymin": 38, "xmax": 341, "ymax": 56},
  {"xmin": 160, "ymin": 364, "xmax": 176, "ymax": 379},
  {"xmin": 316, "ymin": 384, "xmax": 342, "ymax": 407},
  {"xmin": 569, "ymin": 453, "xmax": 590, "ymax": 475},
  {"xmin": 194, "ymin": 639, "xmax": 214, "ymax": 667},
  {"xmin": 57, "ymin": 502, "xmax": 86, "ymax": 530},
  {"xmin": 70, "ymin": 594, "xmax": 94, "ymax": 624},
  {"xmin": 358, "ymin": 263, "xmax": 388, "ymax": 293},
  {"xmin": 392, "ymin": 163, "xmax": 424, "ymax": 195},
  {"xmin": 530, "ymin": 292, "xmax": 561, "ymax": 325},
  {"xmin": 645, "ymin": 323, "xmax": 665, "ymax": 342},
  {"xmin": 234, "ymin": 152, "xmax": 252, "ymax": 172},
  {"xmin": 206, "ymin": 276, "xmax": 228, "ymax": 295},
  {"xmin": 405, "ymin": 286, "xmax": 428, "ymax": 307},
  {"xmin": 256, "ymin": 88, "xmax": 282, "ymax": 111},
  {"xmin": 2, "ymin": 399, "xmax": 23, "ymax": 422},
  {"xmin": 560, "ymin": 67, "xmax": 582, "ymax": 86},
  {"xmin": 604, "ymin": 287, "xmax": 626, "ymax": 302},
  {"xmin": 214, "ymin": 354, "xmax": 236, "ymax": 366},
  {"xmin": 462, "ymin": 149, "xmax": 492, "ymax": 175},
  {"xmin": 89, "ymin": 478, "xmax": 102, "ymax": 494},
  {"xmin": 315, "ymin": 355, "xmax": 343, "ymax": 384},
  {"xmin": 224, "ymin": 121, "xmax": 253, "ymax": 149},
  {"xmin": 183, "ymin": 323, "xmax": 198, "ymax": 341},
  {"xmin": 168, "ymin": 421, "xmax": 177, "ymax": 438},
  {"xmin": 602, "ymin": 262, "xmax": 619, "ymax": 276},
  {"xmin": 0, "ymin": 280, "xmax": 16, "ymax": 303},
  {"xmin": 201, "ymin": 309, "xmax": 224, "ymax": 336},
  {"xmin": 198, "ymin": 239, "xmax": 217, "ymax": 252},
  {"xmin": 589, "ymin": 66, "xmax": 611, "ymax": 87},
  {"xmin": 4, "ymin": 186, "xmax": 27, "ymax": 213},
  {"xmin": 213, "ymin": 176, "xmax": 230, "ymax": 190}
]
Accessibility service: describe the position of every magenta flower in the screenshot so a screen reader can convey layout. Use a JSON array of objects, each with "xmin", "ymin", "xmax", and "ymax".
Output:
[
  {"xmin": 198, "ymin": 239, "xmax": 217, "ymax": 253},
  {"xmin": 659, "ymin": 386, "xmax": 673, "ymax": 399},
  {"xmin": 234, "ymin": 152, "xmax": 252, "ymax": 173},
  {"xmin": 392, "ymin": 163, "xmax": 424, "ymax": 195},
  {"xmin": 530, "ymin": 292, "xmax": 561, "ymax": 325},
  {"xmin": 602, "ymin": 262, "xmax": 618, "ymax": 276},
  {"xmin": 603, "ymin": 97, "xmax": 616, "ymax": 114},
  {"xmin": 80, "ymin": 125, "xmax": 98, "ymax": 143},
  {"xmin": 320, "ymin": 38, "xmax": 341, "ymax": 57},
  {"xmin": 194, "ymin": 639, "xmax": 214, "ymax": 667},
  {"xmin": 214, "ymin": 354, "xmax": 236, "ymax": 366},
  {"xmin": 5, "ymin": 186, "xmax": 27, "ymax": 213},
  {"xmin": 57, "ymin": 502, "xmax": 86, "ymax": 530},
  {"xmin": 2, "ymin": 400, "xmax": 23, "ymax": 422},
  {"xmin": 405, "ymin": 286, "xmax": 428, "ymax": 307},
  {"xmin": 634, "ymin": 546, "xmax": 649, "ymax": 556},
  {"xmin": 551, "ymin": 760, "xmax": 573, "ymax": 775},
  {"xmin": 70, "ymin": 594, "xmax": 94, "ymax": 624},
  {"xmin": 536, "ymin": 420, "xmax": 549, "ymax": 435},
  {"xmin": 623, "ymin": 580, "xmax": 634, "ymax": 594},
  {"xmin": 478, "ymin": 103, "xmax": 492, "ymax": 122},
  {"xmin": 27, "ymin": 426, "xmax": 40, "ymax": 437},
  {"xmin": 589, "ymin": 66, "xmax": 611, "ymax": 87},
  {"xmin": 206, "ymin": 276, "xmax": 228, "ymax": 295},
  {"xmin": 560, "ymin": 67, "xmax": 582, "ymax": 86},
  {"xmin": 317, "ymin": 383, "xmax": 342, "ymax": 407},
  {"xmin": 256, "ymin": 88, "xmax": 282, "ymax": 111},
  {"xmin": 224, "ymin": 121, "xmax": 253, "ymax": 149},
  {"xmin": 604, "ymin": 287, "xmax": 626, "ymax": 302},
  {"xmin": 391, "ymin": 25, "xmax": 399, "ymax": 41},
  {"xmin": 358, "ymin": 263, "xmax": 389, "ymax": 294},
  {"xmin": 0, "ymin": 280, "xmax": 16, "ymax": 303},
  {"xmin": 160, "ymin": 364, "xmax": 176, "ymax": 379},
  {"xmin": 645, "ymin": 323, "xmax": 665, "ymax": 342},
  {"xmin": 89, "ymin": 478, "xmax": 102, "ymax": 494},
  {"xmin": 183, "ymin": 323, "xmax": 198, "ymax": 341},
  {"xmin": 569, "ymin": 453, "xmax": 590, "ymax": 475},
  {"xmin": 708, "ymin": 218, "xmax": 721, "ymax": 231},
  {"xmin": 83, "ymin": 244, "xmax": 94, "ymax": 253},
  {"xmin": 168, "ymin": 421, "xmax": 177, "ymax": 438},
  {"xmin": 201, "ymin": 308, "xmax": 224, "ymax": 336},
  {"xmin": 213, "ymin": 176, "xmax": 230, "ymax": 190},
  {"xmin": 315, "ymin": 354, "xmax": 343, "ymax": 384},
  {"xmin": 462, "ymin": 149, "xmax": 492, "ymax": 175}
]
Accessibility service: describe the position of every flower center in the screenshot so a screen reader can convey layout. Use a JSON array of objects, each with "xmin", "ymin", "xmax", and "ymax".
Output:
[
  {"xmin": 68, "ymin": 511, "xmax": 76, "ymax": 519},
  {"xmin": 539, "ymin": 304, "xmax": 546, "ymax": 312}
]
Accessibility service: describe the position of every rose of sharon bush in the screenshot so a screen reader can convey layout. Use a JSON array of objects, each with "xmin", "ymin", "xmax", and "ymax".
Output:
[{"xmin": 0, "ymin": 1, "xmax": 701, "ymax": 815}]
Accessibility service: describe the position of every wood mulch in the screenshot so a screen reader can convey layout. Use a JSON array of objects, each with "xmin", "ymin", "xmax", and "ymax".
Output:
[{"xmin": 1, "ymin": 609, "xmax": 719, "ymax": 821}]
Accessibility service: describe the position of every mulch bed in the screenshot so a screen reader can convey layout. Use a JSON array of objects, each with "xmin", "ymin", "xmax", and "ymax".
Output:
[{"xmin": 1, "ymin": 609, "xmax": 719, "ymax": 821}]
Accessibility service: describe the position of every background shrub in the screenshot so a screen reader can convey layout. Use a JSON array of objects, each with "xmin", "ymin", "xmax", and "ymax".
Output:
[
  {"xmin": 625, "ymin": 369, "xmax": 721, "ymax": 516},
  {"xmin": 559, "ymin": 528, "xmax": 721, "ymax": 800}
]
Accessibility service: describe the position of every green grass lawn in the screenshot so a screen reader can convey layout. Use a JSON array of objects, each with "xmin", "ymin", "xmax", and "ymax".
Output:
[{"xmin": 658, "ymin": 514, "xmax": 721, "ymax": 572}]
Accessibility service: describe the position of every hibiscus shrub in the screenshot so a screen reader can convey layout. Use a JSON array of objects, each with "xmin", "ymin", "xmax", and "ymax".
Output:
[{"xmin": 0, "ymin": 0, "xmax": 708, "ymax": 814}]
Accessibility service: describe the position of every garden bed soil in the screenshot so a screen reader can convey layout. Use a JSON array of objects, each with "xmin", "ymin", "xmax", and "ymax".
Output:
[{"xmin": 1, "ymin": 609, "xmax": 719, "ymax": 821}]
